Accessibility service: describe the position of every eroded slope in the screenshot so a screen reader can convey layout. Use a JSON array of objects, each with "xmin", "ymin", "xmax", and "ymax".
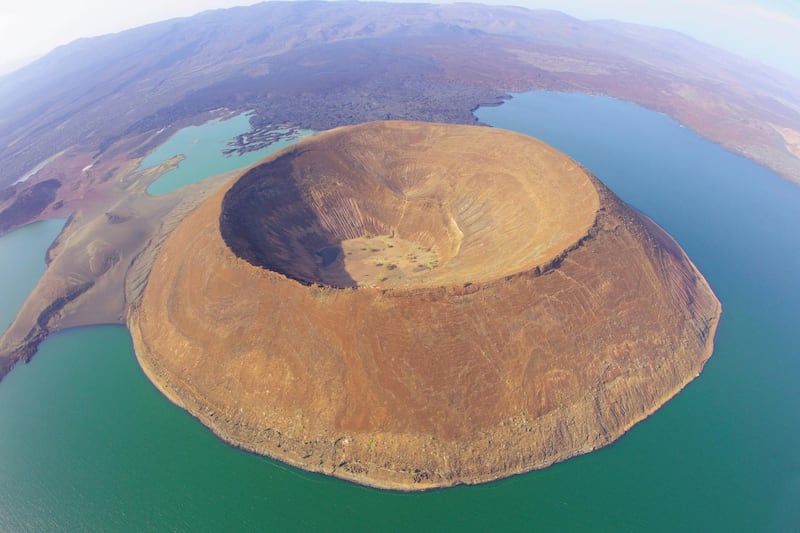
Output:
[{"xmin": 129, "ymin": 121, "xmax": 720, "ymax": 490}]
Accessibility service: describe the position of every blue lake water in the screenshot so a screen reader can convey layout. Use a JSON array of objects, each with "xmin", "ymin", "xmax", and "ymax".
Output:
[
  {"xmin": 0, "ymin": 92, "xmax": 798, "ymax": 530},
  {"xmin": 141, "ymin": 113, "xmax": 311, "ymax": 195}
]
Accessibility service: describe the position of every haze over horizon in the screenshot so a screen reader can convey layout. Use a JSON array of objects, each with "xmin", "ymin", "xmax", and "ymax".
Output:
[{"xmin": 0, "ymin": 0, "xmax": 799, "ymax": 79}]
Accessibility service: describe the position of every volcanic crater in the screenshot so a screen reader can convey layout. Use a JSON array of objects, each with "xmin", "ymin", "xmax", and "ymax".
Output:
[
  {"xmin": 219, "ymin": 124, "xmax": 597, "ymax": 289},
  {"xmin": 129, "ymin": 121, "xmax": 720, "ymax": 490}
]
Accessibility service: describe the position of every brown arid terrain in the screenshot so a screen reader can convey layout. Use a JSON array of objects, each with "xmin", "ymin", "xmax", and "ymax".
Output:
[
  {"xmin": 0, "ymin": 2, "xmax": 797, "ymax": 353},
  {"xmin": 2, "ymin": 3, "xmax": 800, "ymax": 199},
  {"xmin": 0, "ymin": 121, "xmax": 238, "ymax": 378},
  {"xmin": 129, "ymin": 121, "xmax": 720, "ymax": 490}
]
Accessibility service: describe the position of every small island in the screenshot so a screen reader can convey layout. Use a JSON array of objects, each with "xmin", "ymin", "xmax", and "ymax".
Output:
[{"xmin": 128, "ymin": 121, "xmax": 720, "ymax": 490}]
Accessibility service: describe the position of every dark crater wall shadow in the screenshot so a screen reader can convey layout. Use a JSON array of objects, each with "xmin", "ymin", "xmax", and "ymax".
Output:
[{"xmin": 219, "ymin": 151, "xmax": 358, "ymax": 288}]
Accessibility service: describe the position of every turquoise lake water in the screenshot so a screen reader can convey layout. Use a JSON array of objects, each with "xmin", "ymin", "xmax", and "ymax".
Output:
[
  {"xmin": 1, "ymin": 92, "xmax": 799, "ymax": 531},
  {"xmin": 0, "ymin": 219, "xmax": 64, "ymax": 332},
  {"xmin": 141, "ymin": 113, "xmax": 310, "ymax": 195}
]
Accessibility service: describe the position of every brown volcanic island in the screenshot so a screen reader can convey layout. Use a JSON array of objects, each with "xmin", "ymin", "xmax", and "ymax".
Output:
[{"xmin": 129, "ymin": 121, "xmax": 720, "ymax": 490}]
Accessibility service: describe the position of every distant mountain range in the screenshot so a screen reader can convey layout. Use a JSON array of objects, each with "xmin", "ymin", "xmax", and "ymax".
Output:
[{"xmin": 1, "ymin": 1, "xmax": 798, "ymax": 190}]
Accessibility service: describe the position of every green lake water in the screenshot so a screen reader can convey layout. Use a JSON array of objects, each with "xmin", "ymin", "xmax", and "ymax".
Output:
[
  {"xmin": 1, "ymin": 92, "xmax": 798, "ymax": 531},
  {"xmin": 0, "ymin": 219, "xmax": 64, "ymax": 332},
  {"xmin": 141, "ymin": 113, "xmax": 310, "ymax": 195}
]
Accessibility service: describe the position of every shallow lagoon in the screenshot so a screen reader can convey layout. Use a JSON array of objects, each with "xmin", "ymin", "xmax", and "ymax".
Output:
[
  {"xmin": 142, "ymin": 113, "xmax": 310, "ymax": 195},
  {"xmin": 1, "ymin": 92, "xmax": 798, "ymax": 530}
]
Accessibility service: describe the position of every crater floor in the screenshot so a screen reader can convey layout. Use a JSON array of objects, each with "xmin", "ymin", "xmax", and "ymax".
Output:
[{"xmin": 129, "ymin": 121, "xmax": 720, "ymax": 490}]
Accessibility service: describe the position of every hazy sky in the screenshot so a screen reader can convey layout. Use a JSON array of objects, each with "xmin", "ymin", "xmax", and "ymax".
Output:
[{"xmin": 1, "ymin": 0, "xmax": 799, "ymax": 77}]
